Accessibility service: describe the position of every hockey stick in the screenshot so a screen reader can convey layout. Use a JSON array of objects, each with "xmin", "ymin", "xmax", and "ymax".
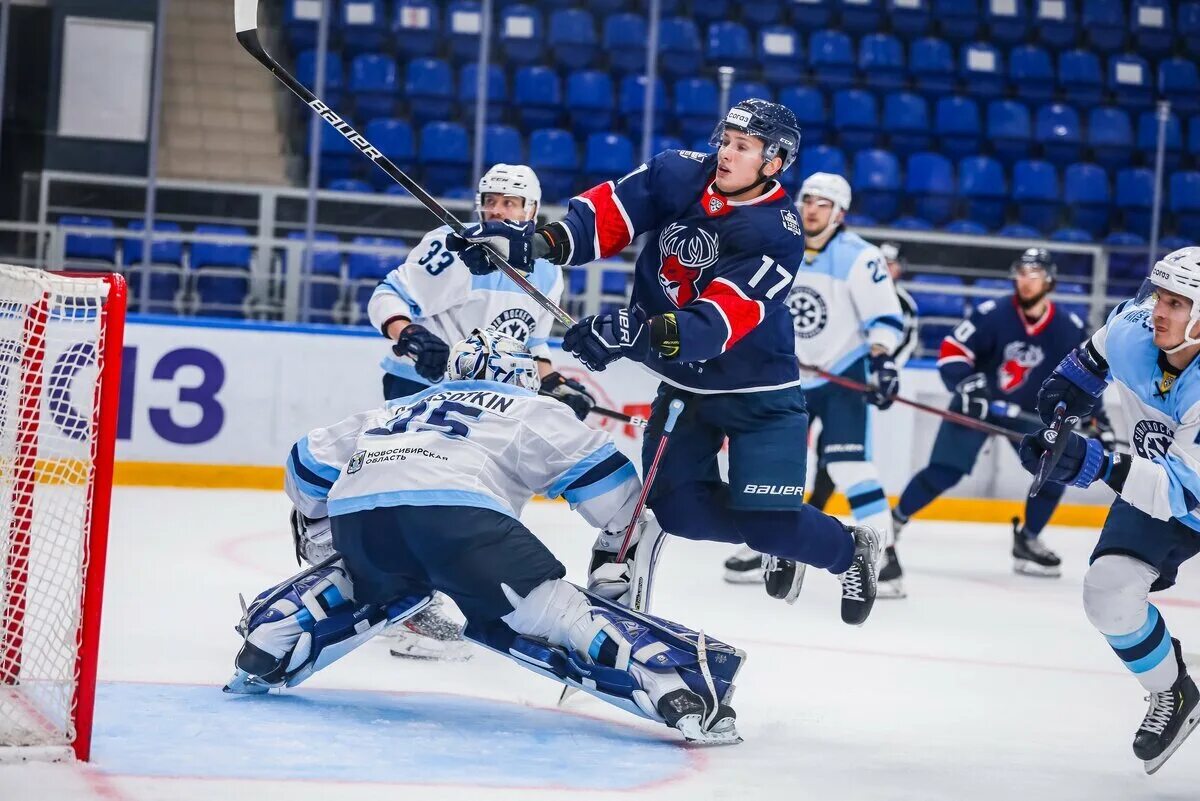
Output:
[
  {"xmin": 234, "ymin": 0, "xmax": 576, "ymax": 328},
  {"xmin": 618, "ymin": 399, "xmax": 685, "ymax": 562},
  {"xmin": 1030, "ymin": 402, "xmax": 1073, "ymax": 497},
  {"xmin": 537, "ymin": 389, "xmax": 649, "ymax": 427}
]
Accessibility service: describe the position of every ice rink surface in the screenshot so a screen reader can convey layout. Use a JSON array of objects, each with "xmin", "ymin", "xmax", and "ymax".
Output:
[{"xmin": 3, "ymin": 486, "xmax": 1200, "ymax": 801}]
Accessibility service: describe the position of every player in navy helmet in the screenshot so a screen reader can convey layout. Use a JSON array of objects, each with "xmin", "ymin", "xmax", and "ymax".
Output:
[{"xmin": 706, "ymin": 98, "xmax": 800, "ymax": 196}]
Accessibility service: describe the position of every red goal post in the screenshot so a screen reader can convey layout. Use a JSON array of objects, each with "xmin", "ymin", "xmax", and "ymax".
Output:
[{"xmin": 0, "ymin": 267, "xmax": 125, "ymax": 762}]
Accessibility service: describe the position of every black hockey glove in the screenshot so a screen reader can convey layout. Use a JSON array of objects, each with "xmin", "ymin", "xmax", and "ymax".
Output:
[
  {"xmin": 541, "ymin": 370, "xmax": 596, "ymax": 421},
  {"xmin": 1037, "ymin": 344, "xmax": 1109, "ymax": 425},
  {"xmin": 867, "ymin": 351, "xmax": 900, "ymax": 410},
  {"xmin": 445, "ymin": 220, "xmax": 535, "ymax": 276},
  {"xmin": 563, "ymin": 307, "xmax": 679, "ymax": 371},
  {"xmin": 394, "ymin": 323, "xmax": 450, "ymax": 382},
  {"xmin": 949, "ymin": 373, "xmax": 990, "ymax": 420},
  {"xmin": 1019, "ymin": 429, "xmax": 1124, "ymax": 489}
]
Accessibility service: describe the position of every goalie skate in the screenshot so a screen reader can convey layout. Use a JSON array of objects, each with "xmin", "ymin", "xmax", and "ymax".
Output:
[
  {"xmin": 656, "ymin": 688, "xmax": 742, "ymax": 746},
  {"xmin": 383, "ymin": 595, "xmax": 473, "ymax": 661}
]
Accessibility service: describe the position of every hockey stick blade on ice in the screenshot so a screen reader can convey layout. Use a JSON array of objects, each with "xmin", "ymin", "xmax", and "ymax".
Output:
[{"xmin": 234, "ymin": 0, "xmax": 575, "ymax": 328}]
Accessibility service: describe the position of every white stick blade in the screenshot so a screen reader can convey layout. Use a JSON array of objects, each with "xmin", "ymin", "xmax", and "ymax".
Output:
[{"xmin": 234, "ymin": 0, "xmax": 259, "ymax": 33}]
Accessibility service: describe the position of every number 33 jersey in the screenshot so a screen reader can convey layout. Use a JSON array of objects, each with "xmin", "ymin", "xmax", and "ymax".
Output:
[
  {"xmin": 367, "ymin": 226, "xmax": 564, "ymax": 387},
  {"xmin": 284, "ymin": 379, "xmax": 640, "ymax": 532}
]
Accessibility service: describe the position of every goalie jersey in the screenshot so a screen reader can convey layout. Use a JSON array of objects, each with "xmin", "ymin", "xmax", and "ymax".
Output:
[
  {"xmin": 555, "ymin": 150, "xmax": 804, "ymax": 394},
  {"xmin": 1092, "ymin": 301, "xmax": 1200, "ymax": 531},
  {"xmin": 367, "ymin": 226, "xmax": 564, "ymax": 385},
  {"xmin": 284, "ymin": 379, "xmax": 639, "ymax": 532}
]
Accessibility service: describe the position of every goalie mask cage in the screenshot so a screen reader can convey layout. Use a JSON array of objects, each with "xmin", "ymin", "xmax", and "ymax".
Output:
[{"xmin": 0, "ymin": 267, "xmax": 125, "ymax": 763}]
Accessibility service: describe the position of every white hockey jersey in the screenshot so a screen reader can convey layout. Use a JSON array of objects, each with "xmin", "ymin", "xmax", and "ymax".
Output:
[
  {"xmin": 368, "ymin": 225, "xmax": 565, "ymax": 386},
  {"xmin": 786, "ymin": 229, "xmax": 904, "ymax": 389},
  {"xmin": 1094, "ymin": 300, "xmax": 1200, "ymax": 532},
  {"xmin": 284, "ymin": 379, "xmax": 640, "ymax": 533}
]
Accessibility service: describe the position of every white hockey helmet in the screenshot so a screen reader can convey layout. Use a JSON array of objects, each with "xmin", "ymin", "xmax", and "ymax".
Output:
[
  {"xmin": 476, "ymin": 164, "xmax": 541, "ymax": 220},
  {"xmin": 1140, "ymin": 245, "xmax": 1200, "ymax": 353},
  {"xmin": 448, "ymin": 328, "xmax": 541, "ymax": 392},
  {"xmin": 799, "ymin": 172, "xmax": 852, "ymax": 212}
]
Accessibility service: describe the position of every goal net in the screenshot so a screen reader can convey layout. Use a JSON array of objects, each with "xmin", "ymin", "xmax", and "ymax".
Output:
[{"xmin": 0, "ymin": 266, "xmax": 125, "ymax": 762}]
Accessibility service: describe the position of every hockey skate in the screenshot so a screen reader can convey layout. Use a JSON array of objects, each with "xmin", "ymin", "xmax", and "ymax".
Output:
[
  {"xmin": 723, "ymin": 545, "xmax": 765, "ymax": 584},
  {"xmin": 877, "ymin": 545, "xmax": 906, "ymax": 599},
  {"xmin": 1011, "ymin": 518, "xmax": 1061, "ymax": 577},
  {"xmin": 840, "ymin": 524, "xmax": 882, "ymax": 626},
  {"xmin": 763, "ymin": 555, "xmax": 806, "ymax": 603},
  {"xmin": 656, "ymin": 688, "xmax": 741, "ymax": 746},
  {"xmin": 1135, "ymin": 639, "xmax": 1200, "ymax": 774},
  {"xmin": 382, "ymin": 594, "xmax": 473, "ymax": 662}
]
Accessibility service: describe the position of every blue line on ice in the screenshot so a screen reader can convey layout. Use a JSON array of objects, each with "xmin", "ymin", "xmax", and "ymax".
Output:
[{"xmin": 91, "ymin": 682, "xmax": 690, "ymax": 789}]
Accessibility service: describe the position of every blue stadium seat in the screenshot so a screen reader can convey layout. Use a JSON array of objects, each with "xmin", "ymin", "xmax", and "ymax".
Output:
[
  {"xmin": 987, "ymin": 100, "xmax": 1032, "ymax": 163},
  {"xmin": 844, "ymin": 213, "xmax": 879, "ymax": 227},
  {"xmin": 1104, "ymin": 231, "xmax": 1148, "ymax": 282},
  {"xmin": 1049, "ymin": 228, "xmax": 1097, "ymax": 274},
  {"xmin": 708, "ymin": 21, "xmax": 754, "ymax": 69},
  {"xmin": 549, "ymin": 9, "xmax": 598, "ymax": 70},
  {"xmin": 1082, "ymin": 0, "xmax": 1126, "ymax": 52},
  {"xmin": 907, "ymin": 152, "xmax": 956, "ymax": 224},
  {"xmin": 326, "ymin": 178, "xmax": 373, "ymax": 193},
  {"xmin": 1184, "ymin": 1, "xmax": 1200, "ymax": 54},
  {"xmin": 833, "ymin": 89, "xmax": 879, "ymax": 151},
  {"xmin": 123, "ymin": 220, "xmax": 183, "ymax": 267},
  {"xmin": 619, "ymin": 75, "xmax": 667, "ymax": 138},
  {"xmin": 605, "ymin": 13, "xmax": 647, "ymax": 74},
  {"xmin": 944, "ymin": 219, "xmax": 989, "ymax": 235},
  {"xmin": 483, "ymin": 124, "xmax": 523, "ymax": 166},
  {"xmin": 283, "ymin": 0, "xmax": 322, "ymax": 50},
  {"xmin": 909, "ymin": 274, "xmax": 967, "ymax": 319},
  {"xmin": 911, "ymin": 37, "xmax": 955, "ymax": 97},
  {"xmin": 1035, "ymin": 103, "xmax": 1083, "ymax": 165},
  {"xmin": 893, "ymin": 216, "xmax": 937, "ymax": 230},
  {"xmin": 985, "ymin": 0, "xmax": 1029, "ymax": 43},
  {"xmin": 123, "ymin": 220, "xmax": 183, "ymax": 310},
  {"xmin": 838, "ymin": 0, "xmax": 884, "ymax": 34},
  {"xmin": 1160, "ymin": 59, "xmax": 1200, "ymax": 115},
  {"xmin": 1133, "ymin": 0, "xmax": 1173, "ymax": 55},
  {"xmin": 884, "ymin": 92, "xmax": 932, "ymax": 155},
  {"xmin": 759, "ymin": 25, "xmax": 804, "ymax": 86},
  {"xmin": 447, "ymin": 1, "xmax": 483, "ymax": 60},
  {"xmin": 584, "ymin": 132, "xmax": 635, "ymax": 187},
  {"xmin": 192, "ymin": 225, "xmax": 252, "ymax": 318},
  {"xmin": 730, "ymin": 81, "xmax": 773, "ymax": 106},
  {"xmin": 790, "ymin": 0, "xmax": 834, "ymax": 27},
  {"xmin": 393, "ymin": 1, "xmax": 439, "ymax": 56},
  {"xmin": 1035, "ymin": 0, "xmax": 1077, "ymax": 47},
  {"xmin": 780, "ymin": 86, "xmax": 828, "ymax": 146},
  {"xmin": 809, "ymin": 30, "xmax": 856, "ymax": 88},
  {"xmin": 339, "ymin": 0, "xmax": 386, "ymax": 54},
  {"xmin": 1054, "ymin": 281, "xmax": 1090, "ymax": 319},
  {"xmin": 347, "ymin": 235, "xmax": 408, "ymax": 317},
  {"xmin": 675, "ymin": 78, "xmax": 719, "ymax": 140},
  {"xmin": 692, "ymin": 0, "xmax": 732, "ymax": 24},
  {"xmin": 961, "ymin": 42, "xmax": 1004, "ymax": 98},
  {"xmin": 1136, "ymin": 109, "xmax": 1183, "ymax": 168},
  {"xmin": 958, "ymin": 155, "xmax": 1007, "ymax": 230},
  {"xmin": 1158, "ymin": 235, "xmax": 1193, "ymax": 258},
  {"xmin": 404, "ymin": 58, "xmax": 454, "ymax": 125},
  {"xmin": 565, "ymin": 70, "xmax": 614, "ymax": 137},
  {"xmin": 514, "ymin": 66, "xmax": 561, "ymax": 130},
  {"xmin": 1190, "ymin": 115, "xmax": 1200, "ymax": 163},
  {"xmin": 459, "ymin": 63, "xmax": 507, "ymax": 124},
  {"xmin": 350, "ymin": 53, "xmax": 398, "ymax": 120},
  {"xmin": 652, "ymin": 135, "xmax": 686, "ymax": 153},
  {"xmin": 1058, "ymin": 49, "xmax": 1103, "ymax": 105},
  {"xmin": 852, "ymin": 149, "xmax": 901, "ymax": 222},
  {"xmin": 1115, "ymin": 167, "xmax": 1155, "ymax": 237},
  {"xmin": 1109, "ymin": 54, "xmax": 1153, "ymax": 109},
  {"xmin": 418, "ymin": 121, "xmax": 470, "ymax": 195},
  {"xmin": 798, "ymin": 145, "xmax": 847, "ymax": 183},
  {"xmin": 860, "ymin": 33, "xmax": 905, "ymax": 90},
  {"xmin": 60, "ymin": 215, "xmax": 116, "ymax": 264},
  {"xmin": 1064, "ymin": 162, "xmax": 1111, "ymax": 237},
  {"xmin": 285, "ymin": 231, "xmax": 342, "ymax": 324},
  {"xmin": 935, "ymin": 96, "xmax": 982, "ymax": 159},
  {"xmin": 658, "ymin": 18, "xmax": 703, "ymax": 77},
  {"xmin": 1012, "ymin": 159, "xmax": 1060, "ymax": 233},
  {"xmin": 1170, "ymin": 171, "xmax": 1200, "ymax": 231},
  {"xmin": 500, "ymin": 5, "xmax": 543, "ymax": 65},
  {"xmin": 315, "ymin": 121, "xmax": 358, "ymax": 183},
  {"xmin": 744, "ymin": 0, "xmax": 786, "ymax": 25},
  {"xmin": 997, "ymin": 223, "xmax": 1041, "ymax": 238},
  {"xmin": 364, "ymin": 119, "xmax": 414, "ymax": 188},
  {"xmin": 935, "ymin": 0, "xmax": 980, "ymax": 42},
  {"xmin": 528, "ymin": 128, "xmax": 578, "ymax": 202},
  {"xmin": 297, "ymin": 50, "xmax": 344, "ymax": 107},
  {"xmin": 1050, "ymin": 227, "xmax": 1093, "ymax": 242},
  {"xmin": 589, "ymin": 0, "xmax": 631, "ymax": 13},
  {"xmin": 1008, "ymin": 44, "xmax": 1053, "ymax": 102},
  {"xmin": 1088, "ymin": 107, "xmax": 1134, "ymax": 169},
  {"xmin": 888, "ymin": 0, "xmax": 932, "ymax": 35}
]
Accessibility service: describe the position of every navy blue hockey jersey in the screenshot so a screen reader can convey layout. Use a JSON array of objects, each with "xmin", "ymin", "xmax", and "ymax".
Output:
[
  {"xmin": 557, "ymin": 150, "xmax": 805, "ymax": 393},
  {"xmin": 937, "ymin": 295, "xmax": 1088, "ymax": 410}
]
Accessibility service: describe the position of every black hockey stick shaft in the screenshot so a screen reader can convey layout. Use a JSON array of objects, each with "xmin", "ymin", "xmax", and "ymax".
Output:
[
  {"xmin": 234, "ymin": 0, "xmax": 576, "ymax": 328},
  {"xmin": 1030, "ymin": 402, "xmax": 1072, "ymax": 497},
  {"xmin": 617, "ymin": 399, "xmax": 684, "ymax": 562},
  {"xmin": 538, "ymin": 389, "xmax": 648, "ymax": 427}
]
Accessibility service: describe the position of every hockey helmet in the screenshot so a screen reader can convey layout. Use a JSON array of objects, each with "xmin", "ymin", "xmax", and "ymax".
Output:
[
  {"xmin": 708, "ymin": 99, "xmax": 800, "ymax": 173},
  {"xmin": 448, "ymin": 328, "xmax": 541, "ymax": 392},
  {"xmin": 476, "ymin": 164, "xmax": 541, "ymax": 220},
  {"xmin": 799, "ymin": 172, "xmax": 852, "ymax": 212},
  {"xmin": 1138, "ymin": 245, "xmax": 1200, "ymax": 353},
  {"xmin": 1010, "ymin": 247, "xmax": 1058, "ymax": 282}
]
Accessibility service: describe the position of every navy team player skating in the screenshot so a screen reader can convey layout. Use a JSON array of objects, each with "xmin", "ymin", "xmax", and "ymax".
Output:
[
  {"xmin": 448, "ymin": 99, "xmax": 883, "ymax": 625},
  {"xmin": 1019, "ymin": 247, "xmax": 1200, "ymax": 773}
]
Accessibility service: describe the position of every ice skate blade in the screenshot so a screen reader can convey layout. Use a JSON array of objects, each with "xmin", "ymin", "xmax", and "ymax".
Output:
[
  {"xmin": 674, "ymin": 714, "xmax": 743, "ymax": 746},
  {"xmin": 877, "ymin": 579, "xmax": 907, "ymax": 600},
  {"xmin": 723, "ymin": 569, "xmax": 764, "ymax": 585},
  {"xmin": 223, "ymin": 669, "xmax": 273, "ymax": 695},
  {"xmin": 1013, "ymin": 559, "xmax": 1062, "ymax": 578},
  {"xmin": 1144, "ymin": 706, "xmax": 1200, "ymax": 774}
]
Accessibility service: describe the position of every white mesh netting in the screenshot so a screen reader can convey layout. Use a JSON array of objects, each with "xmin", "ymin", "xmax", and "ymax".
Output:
[{"xmin": 0, "ymin": 266, "xmax": 112, "ymax": 757}]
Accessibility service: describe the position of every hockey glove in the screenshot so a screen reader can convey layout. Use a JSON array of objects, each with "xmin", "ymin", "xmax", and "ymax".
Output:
[
  {"xmin": 541, "ymin": 370, "xmax": 596, "ymax": 421},
  {"xmin": 394, "ymin": 323, "xmax": 450, "ymax": 382},
  {"xmin": 867, "ymin": 352, "xmax": 900, "ymax": 410},
  {"xmin": 445, "ymin": 220, "xmax": 536, "ymax": 276},
  {"xmin": 1037, "ymin": 344, "xmax": 1109, "ymax": 425},
  {"xmin": 949, "ymin": 373, "xmax": 990, "ymax": 420},
  {"xmin": 1018, "ymin": 429, "xmax": 1112, "ymax": 488},
  {"xmin": 564, "ymin": 307, "xmax": 664, "ymax": 372}
]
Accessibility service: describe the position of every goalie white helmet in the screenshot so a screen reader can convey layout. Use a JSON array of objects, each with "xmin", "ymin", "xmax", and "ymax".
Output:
[
  {"xmin": 448, "ymin": 328, "xmax": 542, "ymax": 392},
  {"xmin": 476, "ymin": 164, "xmax": 541, "ymax": 221},
  {"xmin": 1140, "ymin": 245, "xmax": 1200, "ymax": 353},
  {"xmin": 799, "ymin": 172, "xmax": 852, "ymax": 212}
]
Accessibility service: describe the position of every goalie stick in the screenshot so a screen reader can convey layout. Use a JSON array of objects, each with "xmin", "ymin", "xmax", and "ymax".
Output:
[{"xmin": 234, "ymin": 0, "xmax": 576, "ymax": 328}]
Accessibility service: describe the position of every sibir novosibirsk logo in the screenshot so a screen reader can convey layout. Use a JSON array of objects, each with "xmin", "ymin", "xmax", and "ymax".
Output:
[
  {"xmin": 787, "ymin": 286, "xmax": 828, "ymax": 338},
  {"xmin": 347, "ymin": 450, "xmax": 366, "ymax": 474},
  {"xmin": 490, "ymin": 308, "xmax": 536, "ymax": 341},
  {"xmin": 1132, "ymin": 419, "xmax": 1174, "ymax": 459}
]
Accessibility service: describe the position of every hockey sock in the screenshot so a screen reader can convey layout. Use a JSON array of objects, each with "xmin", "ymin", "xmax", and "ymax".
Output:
[
  {"xmin": 827, "ymin": 462, "xmax": 893, "ymax": 545},
  {"xmin": 897, "ymin": 464, "xmax": 963, "ymax": 518},
  {"xmin": 1022, "ymin": 481, "xmax": 1065, "ymax": 536},
  {"xmin": 1105, "ymin": 605, "xmax": 1180, "ymax": 691}
]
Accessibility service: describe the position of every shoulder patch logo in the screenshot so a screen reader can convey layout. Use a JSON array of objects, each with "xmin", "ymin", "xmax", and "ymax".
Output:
[
  {"xmin": 347, "ymin": 450, "xmax": 366, "ymax": 474},
  {"xmin": 657, "ymin": 222, "xmax": 719, "ymax": 307},
  {"xmin": 1132, "ymin": 419, "xmax": 1174, "ymax": 459},
  {"xmin": 780, "ymin": 209, "xmax": 802, "ymax": 237},
  {"xmin": 678, "ymin": 150, "xmax": 708, "ymax": 162}
]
